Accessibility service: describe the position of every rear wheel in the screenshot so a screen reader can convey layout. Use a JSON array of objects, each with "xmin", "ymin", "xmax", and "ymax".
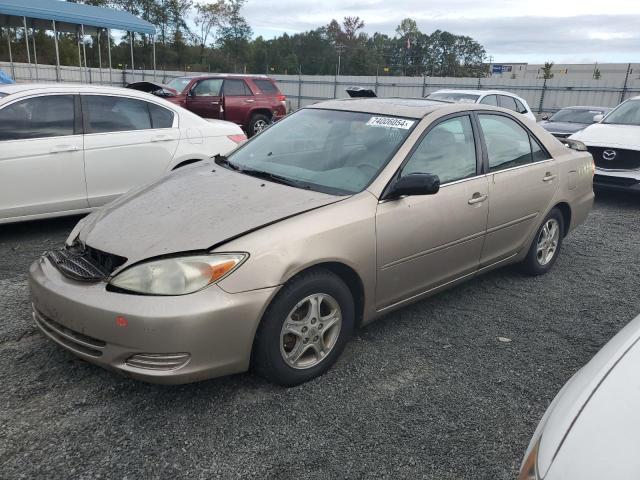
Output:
[
  {"xmin": 247, "ymin": 113, "xmax": 271, "ymax": 137},
  {"xmin": 253, "ymin": 269, "xmax": 354, "ymax": 386},
  {"xmin": 521, "ymin": 208, "xmax": 564, "ymax": 276}
]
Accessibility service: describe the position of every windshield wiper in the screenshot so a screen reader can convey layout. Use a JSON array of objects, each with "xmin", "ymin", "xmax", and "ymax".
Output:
[
  {"xmin": 214, "ymin": 154, "xmax": 241, "ymax": 171},
  {"xmin": 214, "ymin": 154, "xmax": 310, "ymax": 189},
  {"xmin": 238, "ymin": 168, "xmax": 311, "ymax": 189}
]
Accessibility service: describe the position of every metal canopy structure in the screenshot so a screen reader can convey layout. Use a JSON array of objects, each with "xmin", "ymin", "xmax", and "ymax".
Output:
[{"xmin": 0, "ymin": 0, "xmax": 157, "ymax": 84}]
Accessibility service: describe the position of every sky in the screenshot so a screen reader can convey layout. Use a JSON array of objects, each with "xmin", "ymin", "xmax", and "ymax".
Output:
[{"xmin": 236, "ymin": 0, "xmax": 640, "ymax": 64}]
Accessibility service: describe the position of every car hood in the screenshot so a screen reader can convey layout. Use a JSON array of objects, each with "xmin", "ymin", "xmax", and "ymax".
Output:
[
  {"xmin": 570, "ymin": 123, "xmax": 640, "ymax": 150},
  {"xmin": 75, "ymin": 163, "xmax": 345, "ymax": 267},
  {"xmin": 533, "ymin": 314, "xmax": 640, "ymax": 478},
  {"xmin": 539, "ymin": 121, "xmax": 587, "ymax": 135}
]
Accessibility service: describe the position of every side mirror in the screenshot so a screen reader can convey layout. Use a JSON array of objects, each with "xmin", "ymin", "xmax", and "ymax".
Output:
[
  {"xmin": 384, "ymin": 173, "xmax": 440, "ymax": 199},
  {"xmin": 187, "ymin": 89, "xmax": 196, "ymax": 98},
  {"xmin": 592, "ymin": 114, "xmax": 604, "ymax": 123},
  {"xmin": 541, "ymin": 114, "xmax": 550, "ymax": 120}
]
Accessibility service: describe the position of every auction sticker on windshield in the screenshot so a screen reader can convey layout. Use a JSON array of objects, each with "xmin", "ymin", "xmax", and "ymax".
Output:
[{"xmin": 367, "ymin": 116, "xmax": 415, "ymax": 129}]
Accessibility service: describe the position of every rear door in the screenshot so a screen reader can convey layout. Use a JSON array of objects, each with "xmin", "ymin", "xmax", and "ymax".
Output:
[
  {"xmin": 476, "ymin": 112, "xmax": 558, "ymax": 265},
  {"xmin": 222, "ymin": 79, "xmax": 255, "ymax": 126},
  {"xmin": 0, "ymin": 94, "xmax": 86, "ymax": 220},
  {"xmin": 82, "ymin": 94, "xmax": 179, "ymax": 207},
  {"xmin": 184, "ymin": 79, "xmax": 223, "ymax": 119}
]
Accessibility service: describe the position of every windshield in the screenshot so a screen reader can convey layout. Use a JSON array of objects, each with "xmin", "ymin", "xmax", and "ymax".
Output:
[
  {"xmin": 226, "ymin": 108, "xmax": 417, "ymax": 195},
  {"xmin": 549, "ymin": 108, "xmax": 605, "ymax": 124},
  {"xmin": 603, "ymin": 100, "xmax": 640, "ymax": 126},
  {"xmin": 427, "ymin": 92, "xmax": 480, "ymax": 103},
  {"xmin": 166, "ymin": 77, "xmax": 192, "ymax": 93},
  {"xmin": 0, "ymin": 92, "xmax": 7, "ymax": 99}
]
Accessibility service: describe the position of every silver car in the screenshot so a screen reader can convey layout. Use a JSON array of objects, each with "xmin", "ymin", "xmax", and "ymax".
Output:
[{"xmin": 29, "ymin": 98, "xmax": 594, "ymax": 386}]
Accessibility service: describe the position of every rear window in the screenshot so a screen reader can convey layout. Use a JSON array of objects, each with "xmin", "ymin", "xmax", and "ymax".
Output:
[{"xmin": 253, "ymin": 79, "xmax": 279, "ymax": 95}]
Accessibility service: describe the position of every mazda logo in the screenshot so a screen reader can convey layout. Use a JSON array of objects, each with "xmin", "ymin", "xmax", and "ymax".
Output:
[{"xmin": 602, "ymin": 149, "xmax": 617, "ymax": 161}]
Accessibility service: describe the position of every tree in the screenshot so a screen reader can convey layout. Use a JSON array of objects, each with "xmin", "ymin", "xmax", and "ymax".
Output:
[
  {"xmin": 217, "ymin": 0, "xmax": 252, "ymax": 72},
  {"xmin": 542, "ymin": 61, "xmax": 555, "ymax": 79},
  {"xmin": 193, "ymin": 0, "xmax": 224, "ymax": 64}
]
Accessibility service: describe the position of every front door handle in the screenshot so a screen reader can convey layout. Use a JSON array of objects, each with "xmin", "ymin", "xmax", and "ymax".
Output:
[
  {"xmin": 210, "ymin": 101, "xmax": 219, "ymax": 105},
  {"xmin": 543, "ymin": 172, "xmax": 557, "ymax": 182},
  {"xmin": 245, "ymin": 99, "xmax": 255, "ymax": 103},
  {"xmin": 468, "ymin": 193, "xmax": 488, "ymax": 205},
  {"xmin": 50, "ymin": 145, "xmax": 79, "ymax": 153}
]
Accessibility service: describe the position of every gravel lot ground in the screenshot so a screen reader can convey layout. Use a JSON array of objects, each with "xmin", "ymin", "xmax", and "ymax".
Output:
[{"xmin": 1, "ymin": 190, "xmax": 639, "ymax": 480}]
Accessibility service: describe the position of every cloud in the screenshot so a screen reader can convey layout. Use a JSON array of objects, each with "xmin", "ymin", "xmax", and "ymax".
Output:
[{"xmin": 239, "ymin": 0, "xmax": 640, "ymax": 63}]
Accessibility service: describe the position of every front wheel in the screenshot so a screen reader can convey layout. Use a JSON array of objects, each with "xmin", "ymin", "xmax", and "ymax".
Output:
[
  {"xmin": 247, "ymin": 113, "xmax": 271, "ymax": 137},
  {"xmin": 252, "ymin": 269, "xmax": 355, "ymax": 386},
  {"xmin": 521, "ymin": 208, "xmax": 564, "ymax": 276}
]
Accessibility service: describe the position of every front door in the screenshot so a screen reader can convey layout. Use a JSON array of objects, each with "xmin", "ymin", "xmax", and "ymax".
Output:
[
  {"xmin": 82, "ymin": 95, "xmax": 179, "ymax": 207},
  {"xmin": 185, "ymin": 79, "xmax": 223, "ymax": 119},
  {"xmin": 476, "ymin": 113, "xmax": 559, "ymax": 265},
  {"xmin": 376, "ymin": 114, "xmax": 489, "ymax": 310},
  {"xmin": 0, "ymin": 94, "xmax": 87, "ymax": 221}
]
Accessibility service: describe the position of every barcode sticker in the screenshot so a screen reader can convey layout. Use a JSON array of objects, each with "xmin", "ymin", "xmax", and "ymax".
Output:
[{"xmin": 366, "ymin": 116, "xmax": 415, "ymax": 129}]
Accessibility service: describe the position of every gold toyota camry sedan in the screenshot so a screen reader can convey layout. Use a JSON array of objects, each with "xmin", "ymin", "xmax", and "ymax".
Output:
[{"xmin": 29, "ymin": 98, "xmax": 594, "ymax": 386}]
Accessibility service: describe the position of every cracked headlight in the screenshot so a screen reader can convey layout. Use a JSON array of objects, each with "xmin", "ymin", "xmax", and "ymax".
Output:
[{"xmin": 109, "ymin": 253, "xmax": 247, "ymax": 295}]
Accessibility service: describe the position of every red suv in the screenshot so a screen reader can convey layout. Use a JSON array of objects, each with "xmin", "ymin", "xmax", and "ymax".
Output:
[{"xmin": 128, "ymin": 75, "xmax": 287, "ymax": 137}]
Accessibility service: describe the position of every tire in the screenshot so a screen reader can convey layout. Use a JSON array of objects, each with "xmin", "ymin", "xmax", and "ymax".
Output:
[
  {"xmin": 247, "ymin": 113, "xmax": 271, "ymax": 137},
  {"xmin": 253, "ymin": 269, "xmax": 355, "ymax": 386},
  {"xmin": 521, "ymin": 208, "xmax": 565, "ymax": 276}
]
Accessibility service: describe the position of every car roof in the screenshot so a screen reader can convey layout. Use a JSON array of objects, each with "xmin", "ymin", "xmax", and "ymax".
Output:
[
  {"xmin": 559, "ymin": 105, "xmax": 612, "ymax": 111},
  {"xmin": 308, "ymin": 97, "xmax": 485, "ymax": 119},
  {"xmin": 172, "ymin": 74, "xmax": 272, "ymax": 81},
  {"xmin": 430, "ymin": 89, "xmax": 521, "ymax": 97},
  {"xmin": 0, "ymin": 83, "xmax": 163, "ymax": 98}
]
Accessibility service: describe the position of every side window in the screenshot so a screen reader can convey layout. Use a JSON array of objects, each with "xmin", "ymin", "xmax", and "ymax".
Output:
[
  {"xmin": 149, "ymin": 103, "xmax": 175, "ymax": 129},
  {"xmin": 402, "ymin": 115, "xmax": 477, "ymax": 184},
  {"xmin": 85, "ymin": 96, "xmax": 151, "ymax": 133},
  {"xmin": 530, "ymin": 135, "xmax": 550, "ymax": 162},
  {"xmin": 498, "ymin": 95, "xmax": 518, "ymax": 112},
  {"xmin": 223, "ymin": 79, "xmax": 252, "ymax": 96},
  {"xmin": 192, "ymin": 79, "xmax": 223, "ymax": 96},
  {"xmin": 253, "ymin": 79, "xmax": 279, "ymax": 95},
  {"xmin": 478, "ymin": 114, "xmax": 533, "ymax": 172},
  {"xmin": 480, "ymin": 95, "xmax": 498, "ymax": 106},
  {"xmin": 514, "ymin": 98, "xmax": 527, "ymax": 114},
  {"xmin": 0, "ymin": 95, "xmax": 74, "ymax": 141}
]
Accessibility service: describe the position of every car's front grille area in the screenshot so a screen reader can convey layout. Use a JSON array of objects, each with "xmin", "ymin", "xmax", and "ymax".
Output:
[
  {"xmin": 588, "ymin": 146, "xmax": 640, "ymax": 170},
  {"xmin": 594, "ymin": 174, "xmax": 640, "ymax": 187},
  {"xmin": 126, "ymin": 353, "xmax": 191, "ymax": 371},
  {"xmin": 45, "ymin": 245, "xmax": 126, "ymax": 282},
  {"xmin": 33, "ymin": 307, "xmax": 105, "ymax": 357}
]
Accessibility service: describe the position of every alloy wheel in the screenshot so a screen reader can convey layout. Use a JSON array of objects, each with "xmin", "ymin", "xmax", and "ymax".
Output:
[
  {"xmin": 536, "ymin": 218, "xmax": 560, "ymax": 266},
  {"xmin": 280, "ymin": 293, "xmax": 342, "ymax": 369}
]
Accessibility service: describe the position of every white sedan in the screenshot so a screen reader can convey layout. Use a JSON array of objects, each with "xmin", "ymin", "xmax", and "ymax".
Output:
[
  {"xmin": 0, "ymin": 84, "xmax": 246, "ymax": 224},
  {"xmin": 426, "ymin": 89, "xmax": 537, "ymax": 121},
  {"xmin": 519, "ymin": 313, "xmax": 640, "ymax": 480}
]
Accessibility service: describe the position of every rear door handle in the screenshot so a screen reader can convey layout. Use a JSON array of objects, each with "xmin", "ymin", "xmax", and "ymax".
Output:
[
  {"xmin": 543, "ymin": 173, "xmax": 557, "ymax": 182},
  {"xmin": 150, "ymin": 135, "xmax": 174, "ymax": 143},
  {"xmin": 50, "ymin": 145, "xmax": 79, "ymax": 153},
  {"xmin": 245, "ymin": 99, "xmax": 255, "ymax": 103},
  {"xmin": 468, "ymin": 193, "xmax": 488, "ymax": 205}
]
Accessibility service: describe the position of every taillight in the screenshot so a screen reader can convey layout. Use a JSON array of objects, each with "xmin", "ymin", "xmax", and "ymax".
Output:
[
  {"xmin": 227, "ymin": 134, "xmax": 247, "ymax": 144},
  {"xmin": 276, "ymin": 94, "xmax": 286, "ymax": 102}
]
